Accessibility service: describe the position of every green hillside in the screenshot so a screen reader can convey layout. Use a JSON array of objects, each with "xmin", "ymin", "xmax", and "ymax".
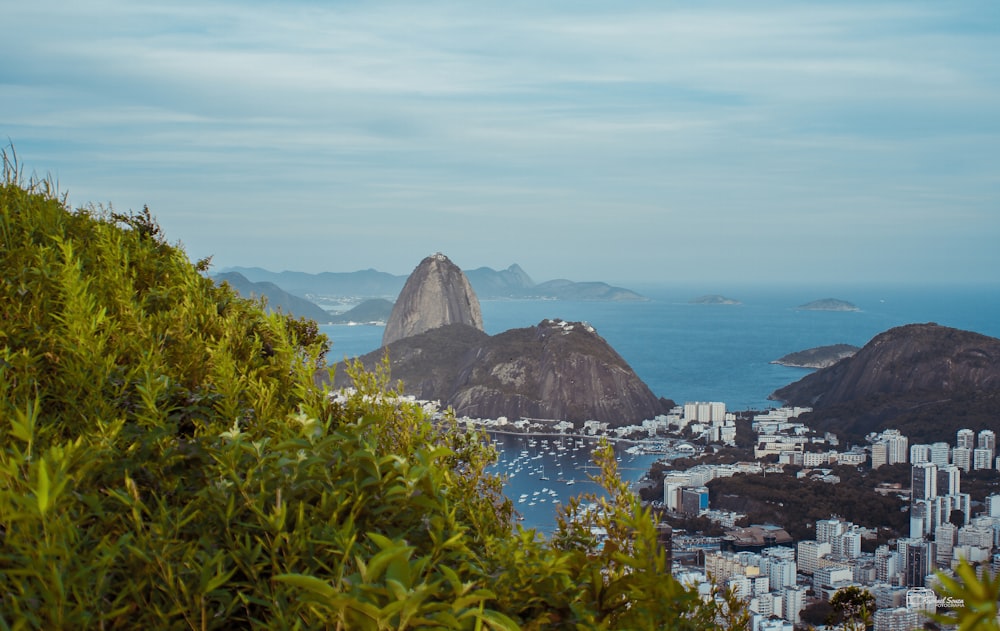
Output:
[{"xmin": 0, "ymin": 155, "xmax": 742, "ymax": 629}]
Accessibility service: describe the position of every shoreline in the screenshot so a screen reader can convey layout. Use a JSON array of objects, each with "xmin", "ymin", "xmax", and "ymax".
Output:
[{"xmin": 479, "ymin": 427, "xmax": 639, "ymax": 445}]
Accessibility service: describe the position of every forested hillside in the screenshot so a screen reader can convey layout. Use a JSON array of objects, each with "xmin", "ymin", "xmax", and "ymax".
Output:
[{"xmin": 0, "ymin": 154, "xmax": 745, "ymax": 629}]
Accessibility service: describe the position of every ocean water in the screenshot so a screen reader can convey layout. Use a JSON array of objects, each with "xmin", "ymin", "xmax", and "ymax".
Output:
[{"xmin": 320, "ymin": 283, "xmax": 1000, "ymax": 532}]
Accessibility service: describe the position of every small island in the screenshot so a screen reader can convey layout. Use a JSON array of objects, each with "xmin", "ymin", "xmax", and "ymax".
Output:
[
  {"xmin": 772, "ymin": 343, "xmax": 860, "ymax": 369},
  {"xmin": 690, "ymin": 294, "xmax": 742, "ymax": 305},
  {"xmin": 797, "ymin": 298, "xmax": 859, "ymax": 312}
]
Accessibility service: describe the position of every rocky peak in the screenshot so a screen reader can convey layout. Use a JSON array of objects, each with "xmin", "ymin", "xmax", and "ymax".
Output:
[{"xmin": 382, "ymin": 253, "xmax": 484, "ymax": 346}]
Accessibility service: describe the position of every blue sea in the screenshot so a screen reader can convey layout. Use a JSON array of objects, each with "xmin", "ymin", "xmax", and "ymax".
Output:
[{"xmin": 320, "ymin": 282, "xmax": 1000, "ymax": 532}]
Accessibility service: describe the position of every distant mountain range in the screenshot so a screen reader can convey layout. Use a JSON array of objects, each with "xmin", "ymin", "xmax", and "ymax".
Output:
[
  {"xmin": 214, "ymin": 271, "xmax": 335, "ymax": 323},
  {"xmin": 213, "ymin": 264, "xmax": 646, "ymax": 324}
]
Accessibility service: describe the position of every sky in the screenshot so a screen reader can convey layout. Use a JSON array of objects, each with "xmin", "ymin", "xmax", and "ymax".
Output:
[{"xmin": 3, "ymin": 1, "xmax": 999, "ymax": 286}]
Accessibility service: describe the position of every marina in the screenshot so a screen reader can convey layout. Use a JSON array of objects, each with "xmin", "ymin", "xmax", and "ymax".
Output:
[{"xmin": 486, "ymin": 432, "xmax": 675, "ymax": 534}]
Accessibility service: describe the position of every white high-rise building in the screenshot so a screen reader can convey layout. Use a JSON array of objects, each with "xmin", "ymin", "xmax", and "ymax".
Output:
[
  {"xmin": 978, "ymin": 429, "xmax": 996, "ymax": 453},
  {"xmin": 840, "ymin": 530, "xmax": 862, "ymax": 559},
  {"xmin": 974, "ymin": 448, "xmax": 993, "ymax": 470},
  {"xmin": 751, "ymin": 592, "xmax": 783, "ymax": 620},
  {"xmin": 910, "ymin": 500, "xmax": 931, "ymax": 538},
  {"xmin": 727, "ymin": 575, "xmax": 751, "ymax": 600},
  {"xmin": 751, "ymin": 575, "xmax": 770, "ymax": 597},
  {"xmin": 875, "ymin": 545, "xmax": 899, "ymax": 584},
  {"xmin": 937, "ymin": 465, "xmax": 961, "ymax": 496},
  {"xmin": 796, "ymin": 540, "xmax": 832, "ymax": 575},
  {"xmin": 930, "ymin": 442, "xmax": 951, "ymax": 467},
  {"xmin": 910, "ymin": 444, "xmax": 931, "ymax": 465},
  {"xmin": 768, "ymin": 559, "xmax": 798, "ymax": 590},
  {"xmin": 684, "ymin": 401, "xmax": 726, "ymax": 424},
  {"xmin": 936, "ymin": 522, "xmax": 957, "ymax": 565},
  {"xmin": 957, "ymin": 428, "xmax": 975, "ymax": 449},
  {"xmin": 953, "ymin": 446, "xmax": 972, "ymax": 472},
  {"xmin": 783, "ymin": 585, "xmax": 807, "ymax": 624},
  {"xmin": 816, "ymin": 517, "xmax": 847, "ymax": 545},
  {"xmin": 896, "ymin": 537, "xmax": 922, "ymax": 560},
  {"xmin": 934, "ymin": 495, "xmax": 961, "ymax": 530},
  {"xmin": 882, "ymin": 429, "xmax": 909, "ymax": 465},
  {"xmin": 986, "ymin": 494, "xmax": 1000, "ymax": 518},
  {"xmin": 912, "ymin": 462, "xmax": 937, "ymax": 501},
  {"xmin": 871, "ymin": 429, "xmax": 908, "ymax": 467},
  {"xmin": 904, "ymin": 541, "xmax": 935, "ymax": 587},
  {"xmin": 871, "ymin": 442, "xmax": 888, "ymax": 469},
  {"xmin": 953, "ymin": 493, "xmax": 971, "ymax": 526},
  {"xmin": 958, "ymin": 523, "xmax": 994, "ymax": 550}
]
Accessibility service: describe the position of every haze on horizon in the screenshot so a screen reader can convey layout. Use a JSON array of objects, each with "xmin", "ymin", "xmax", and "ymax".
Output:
[{"xmin": 3, "ymin": 1, "xmax": 998, "ymax": 286}]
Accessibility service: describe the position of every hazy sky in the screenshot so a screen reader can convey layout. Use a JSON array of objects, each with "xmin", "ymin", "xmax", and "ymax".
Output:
[{"xmin": 4, "ymin": 1, "xmax": 998, "ymax": 285}]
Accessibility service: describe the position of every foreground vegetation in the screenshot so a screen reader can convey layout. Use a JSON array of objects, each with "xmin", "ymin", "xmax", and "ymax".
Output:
[
  {"xmin": 4, "ymin": 151, "xmax": 996, "ymax": 629},
  {"xmin": 0, "ymin": 152, "xmax": 751, "ymax": 629}
]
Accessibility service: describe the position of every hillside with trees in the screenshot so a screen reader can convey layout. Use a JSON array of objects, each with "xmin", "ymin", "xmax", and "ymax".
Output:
[
  {"xmin": 773, "ymin": 323, "xmax": 1000, "ymax": 443},
  {"xmin": 706, "ymin": 467, "xmax": 908, "ymax": 542},
  {"xmin": 0, "ymin": 153, "xmax": 746, "ymax": 629}
]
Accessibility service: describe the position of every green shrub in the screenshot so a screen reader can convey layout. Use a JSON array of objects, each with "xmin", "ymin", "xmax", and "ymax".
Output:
[{"xmin": 0, "ymin": 151, "xmax": 747, "ymax": 629}]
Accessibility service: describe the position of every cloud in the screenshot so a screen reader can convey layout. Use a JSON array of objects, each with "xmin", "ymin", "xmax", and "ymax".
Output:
[{"xmin": 2, "ymin": 0, "xmax": 998, "ymax": 282}]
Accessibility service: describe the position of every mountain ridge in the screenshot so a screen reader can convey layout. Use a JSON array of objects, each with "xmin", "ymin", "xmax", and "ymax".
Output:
[
  {"xmin": 221, "ymin": 264, "xmax": 645, "ymax": 302},
  {"xmin": 214, "ymin": 271, "xmax": 333, "ymax": 323}
]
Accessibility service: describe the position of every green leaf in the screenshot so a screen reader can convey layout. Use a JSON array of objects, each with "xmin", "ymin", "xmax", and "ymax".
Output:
[
  {"xmin": 274, "ymin": 573, "xmax": 337, "ymax": 600},
  {"xmin": 365, "ymin": 543, "xmax": 413, "ymax": 585},
  {"xmin": 36, "ymin": 460, "xmax": 50, "ymax": 515},
  {"xmin": 476, "ymin": 608, "xmax": 522, "ymax": 631}
]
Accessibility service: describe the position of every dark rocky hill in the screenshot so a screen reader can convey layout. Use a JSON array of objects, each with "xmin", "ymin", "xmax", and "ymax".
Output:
[
  {"xmin": 771, "ymin": 323, "xmax": 1000, "ymax": 442},
  {"xmin": 214, "ymin": 271, "xmax": 333, "ymax": 323},
  {"xmin": 333, "ymin": 319, "xmax": 668, "ymax": 427},
  {"xmin": 382, "ymin": 253, "xmax": 484, "ymax": 346}
]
